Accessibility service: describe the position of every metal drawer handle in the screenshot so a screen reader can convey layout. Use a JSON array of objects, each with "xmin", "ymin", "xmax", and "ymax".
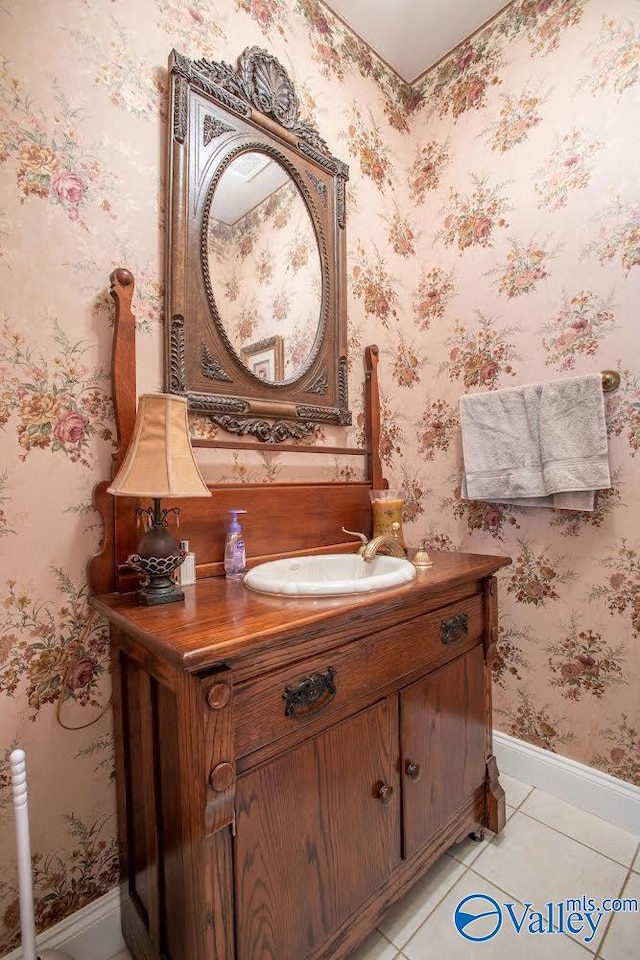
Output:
[
  {"xmin": 283, "ymin": 667, "xmax": 336, "ymax": 718},
  {"xmin": 441, "ymin": 612, "xmax": 469, "ymax": 644}
]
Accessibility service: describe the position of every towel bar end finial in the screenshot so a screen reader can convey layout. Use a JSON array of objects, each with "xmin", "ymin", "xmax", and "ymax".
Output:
[{"xmin": 601, "ymin": 370, "xmax": 620, "ymax": 393}]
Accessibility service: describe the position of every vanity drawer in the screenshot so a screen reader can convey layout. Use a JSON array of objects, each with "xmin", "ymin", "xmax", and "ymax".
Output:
[{"xmin": 233, "ymin": 594, "xmax": 484, "ymax": 760}]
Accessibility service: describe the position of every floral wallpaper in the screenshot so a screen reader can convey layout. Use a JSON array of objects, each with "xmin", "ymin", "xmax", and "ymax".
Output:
[
  {"xmin": 0, "ymin": 0, "xmax": 639, "ymax": 950},
  {"xmin": 409, "ymin": 0, "xmax": 639, "ymax": 782}
]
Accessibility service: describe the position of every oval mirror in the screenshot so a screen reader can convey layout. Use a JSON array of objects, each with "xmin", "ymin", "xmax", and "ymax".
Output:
[{"xmin": 206, "ymin": 151, "xmax": 322, "ymax": 384}]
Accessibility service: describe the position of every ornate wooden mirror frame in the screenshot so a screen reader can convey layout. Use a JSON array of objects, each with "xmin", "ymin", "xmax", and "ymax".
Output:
[{"xmin": 167, "ymin": 47, "xmax": 351, "ymax": 442}]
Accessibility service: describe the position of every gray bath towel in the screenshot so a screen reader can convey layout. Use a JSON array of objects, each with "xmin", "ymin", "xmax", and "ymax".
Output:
[{"xmin": 459, "ymin": 374, "xmax": 610, "ymax": 511}]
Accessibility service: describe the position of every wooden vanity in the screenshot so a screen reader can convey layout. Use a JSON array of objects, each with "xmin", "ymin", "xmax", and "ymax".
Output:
[
  {"xmin": 91, "ymin": 549, "xmax": 508, "ymax": 960},
  {"xmin": 89, "ymin": 270, "xmax": 510, "ymax": 959}
]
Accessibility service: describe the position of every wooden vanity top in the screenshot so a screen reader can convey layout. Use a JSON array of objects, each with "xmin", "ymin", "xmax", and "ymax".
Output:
[{"xmin": 91, "ymin": 550, "xmax": 510, "ymax": 673}]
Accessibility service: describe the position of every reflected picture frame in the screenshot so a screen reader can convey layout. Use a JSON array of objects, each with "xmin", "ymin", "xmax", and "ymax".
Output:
[{"xmin": 241, "ymin": 335, "xmax": 284, "ymax": 382}]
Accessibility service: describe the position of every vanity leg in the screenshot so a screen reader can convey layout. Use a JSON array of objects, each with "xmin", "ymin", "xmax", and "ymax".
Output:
[{"xmin": 485, "ymin": 754, "xmax": 506, "ymax": 834}]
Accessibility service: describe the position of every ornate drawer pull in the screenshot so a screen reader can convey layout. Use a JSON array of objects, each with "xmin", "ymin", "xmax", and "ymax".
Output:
[
  {"xmin": 283, "ymin": 667, "xmax": 336, "ymax": 718},
  {"xmin": 376, "ymin": 782, "xmax": 394, "ymax": 805},
  {"xmin": 440, "ymin": 612, "xmax": 469, "ymax": 644}
]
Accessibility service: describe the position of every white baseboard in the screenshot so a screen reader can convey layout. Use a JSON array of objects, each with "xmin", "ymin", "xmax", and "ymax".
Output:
[
  {"xmin": 494, "ymin": 730, "xmax": 640, "ymax": 834},
  {"xmin": 1, "ymin": 887, "xmax": 125, "ymax": 960}
]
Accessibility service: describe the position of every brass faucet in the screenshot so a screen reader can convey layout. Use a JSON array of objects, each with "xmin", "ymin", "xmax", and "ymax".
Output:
[
  {"xmin": 361, "ymin": 534, "xmax": 406, "ymax": 563},
  {"xmin": 342, "ymin": 524, "xmax": 406, "ymax": 563}
]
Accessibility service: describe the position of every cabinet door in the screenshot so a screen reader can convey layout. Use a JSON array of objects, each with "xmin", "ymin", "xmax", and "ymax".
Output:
[
  {"xmin": 400, "ymin": 645, "xmax": 486, "ymax": 859},
  {"xmin": 234, "ymin": 697, "xmax": 400, "ymax": 960}
]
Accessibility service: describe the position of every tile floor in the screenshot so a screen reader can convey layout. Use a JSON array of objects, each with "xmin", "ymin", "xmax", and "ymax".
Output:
[{"xmin": 109, "ymin": 775, "xmax": 639, "ymax": 960}]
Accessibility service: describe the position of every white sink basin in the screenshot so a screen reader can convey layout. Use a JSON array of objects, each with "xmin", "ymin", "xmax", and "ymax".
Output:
[{"xmin": 243, "ymin": 553, "xmax": 416, "ymax": 597}]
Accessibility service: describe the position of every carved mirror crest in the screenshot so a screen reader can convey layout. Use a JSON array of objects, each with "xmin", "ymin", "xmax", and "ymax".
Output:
[{"xmin": 166, "ymin": 47, "xmax": 351, "ymax": 442}]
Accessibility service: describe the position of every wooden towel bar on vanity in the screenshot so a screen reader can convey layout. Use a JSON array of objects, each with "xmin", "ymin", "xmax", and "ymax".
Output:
[{"xmin": 89, "ymin": 269, "xmax": 510, "ymax": 960}]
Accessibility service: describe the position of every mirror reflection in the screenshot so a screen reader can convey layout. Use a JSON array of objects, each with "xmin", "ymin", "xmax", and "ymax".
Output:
[{"xmin": 206, "ymin": 151, "xmax": 322, "ymax": 383}]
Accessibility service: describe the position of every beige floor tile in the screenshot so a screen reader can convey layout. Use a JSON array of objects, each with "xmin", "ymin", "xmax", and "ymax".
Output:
[
  {"xmin": 471, "ymin": 812, "xmax": 627, "ymax": 952},
  {"xmin": 520, "ymin": 789, "xmax": 640, "ymax": 866},
  {"xmin": 377, "ymin": 854, "xmax": 466, "ymax": 948},
  {"xmin": 346, "ymin": 928, "xmax": 398, "ymax": 960},
  {"xmin": 499, "ymin": 773, "xmax": 535, "ymax": 808},
  {"xmin": 402, "ymin": 870, "xmax": 592, "ymax": 959},
  {"xmin": 598, "ymin": 872, "xmax": 640, "ymax": 959},
  {"xmin": 632, "ymin": 845, "xmax": 640, "ymax": 873}
]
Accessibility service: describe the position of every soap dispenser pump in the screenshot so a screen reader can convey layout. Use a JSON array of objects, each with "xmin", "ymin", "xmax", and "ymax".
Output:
[{"xmin": 224, "ymin": 509, "xmax": 247, "ymax": 581}]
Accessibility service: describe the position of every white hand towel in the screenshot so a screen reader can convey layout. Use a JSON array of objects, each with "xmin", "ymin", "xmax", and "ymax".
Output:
[
  {"xmin": 539, "ymin": 374, "xmax": 610, "ymax": 495},
  {"xmin": 483, "ymin": 491, "xmax": 595, "ymax": 511},
  {"xmin": 460, "ymin": 383, "xmax": 544, "ymax": 500},
  {"xmin": 460, "ymin": 470, "xmax": 597, "ymax": 510},
  {"xmin": 459, "ymin": 374, "xmax": 610, "ymax": 511}
]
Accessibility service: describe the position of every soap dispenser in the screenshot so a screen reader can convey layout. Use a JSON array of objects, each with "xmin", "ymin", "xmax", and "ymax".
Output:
[{"xmin": 224, "ymin": 509, "xmax": 247, "ymax": 581}]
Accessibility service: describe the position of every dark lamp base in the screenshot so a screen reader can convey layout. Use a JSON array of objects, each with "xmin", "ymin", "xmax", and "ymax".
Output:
[
  {"xmin": 129, "ymin": 500, "xmax": 187, "ymax": 605},
  {"xmin": 137, "ymin": 581, "xmax": 185, "ymax": 605},
  {"xmin": 128, "ymin": 542, "xmax": 186, "ymax": 606}
]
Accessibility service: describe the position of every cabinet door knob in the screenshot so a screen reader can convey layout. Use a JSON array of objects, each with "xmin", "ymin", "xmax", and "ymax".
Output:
[
  {"xmin": 405, "ymin": 760, "xmax": 421, "ymax": 781},
  {"xmin": 376, "ymin": 782, "xmax": 394, "ymax": 805}
]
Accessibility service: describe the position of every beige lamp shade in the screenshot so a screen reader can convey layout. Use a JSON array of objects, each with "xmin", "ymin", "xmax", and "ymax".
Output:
[{"xmin": 107, "ymin": 393, "xmax": 211, "ymax": 498}]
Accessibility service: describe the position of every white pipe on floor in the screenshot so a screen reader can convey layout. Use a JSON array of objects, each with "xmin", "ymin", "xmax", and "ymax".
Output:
[
  {"xmin": 10, "ymin": 749, "xmax": 37, "ymax": 960},
  {"xmin": 9, "ymin": 749, "xmax": 72, "ymax": 960}
]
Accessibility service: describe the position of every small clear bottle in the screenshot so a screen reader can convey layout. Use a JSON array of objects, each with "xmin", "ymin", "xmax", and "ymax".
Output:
[
  {"xmin": 224, "ymin": 510, "xmax": 247, "ymax": 581},
  {"xmin": 176, "ymin": 539, "xmax": 196, "ymax": 586}
]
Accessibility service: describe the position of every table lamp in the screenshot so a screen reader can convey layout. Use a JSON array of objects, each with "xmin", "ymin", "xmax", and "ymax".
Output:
[{"xmin": 107, "ymin": 393, "xmax": 211, "ymax": 604}]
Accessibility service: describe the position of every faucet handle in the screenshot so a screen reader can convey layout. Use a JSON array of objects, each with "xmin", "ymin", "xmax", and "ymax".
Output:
[
  {"xmin": 413, "ymin": 538, "xmax": 433, "ymax": 569},
  {"xmin": 341, "ymin": 527, "xmax": 368, "ymax": 547},
  {"xmin": 391, "ymin": 522, "xmax": 400, "ymax": 541}
]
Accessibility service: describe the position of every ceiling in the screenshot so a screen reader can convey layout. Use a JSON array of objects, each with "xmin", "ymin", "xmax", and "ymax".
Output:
[{"xmin": 324, "ymin": 0, "xmax": 510, "ymax": 84}]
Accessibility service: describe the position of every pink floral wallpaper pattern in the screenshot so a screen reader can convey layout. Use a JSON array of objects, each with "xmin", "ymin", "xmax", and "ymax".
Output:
[{"xmin": 0, "ymin": 0, "xmax": 639, "ymax": 950}]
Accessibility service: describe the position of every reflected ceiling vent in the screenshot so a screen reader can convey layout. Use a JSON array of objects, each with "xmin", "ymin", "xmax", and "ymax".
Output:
[{"xmin": 233, "ymin": 152, "xmax": 271, "ymax": 182}]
